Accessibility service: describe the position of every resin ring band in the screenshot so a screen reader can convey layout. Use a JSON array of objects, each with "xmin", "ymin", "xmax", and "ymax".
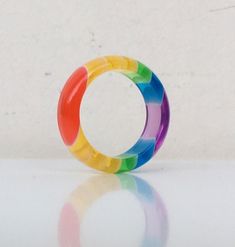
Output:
[{"xmin": 58, "ymin": 56, "xmax": 170, "ymax": 173}]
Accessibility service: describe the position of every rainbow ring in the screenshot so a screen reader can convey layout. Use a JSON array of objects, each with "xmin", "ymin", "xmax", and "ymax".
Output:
[{"xmin": 57, "ymin": 55, "xmax": 170, "ymax": 173}]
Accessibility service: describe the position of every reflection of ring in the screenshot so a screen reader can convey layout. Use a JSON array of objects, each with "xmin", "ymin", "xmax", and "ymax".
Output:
[
  {"xmin": 58, "ymin": 56, "xmax": 170, "ymax": 173},
  {"xmin": 58, "ymin": 174, "xmax": 168, "ymax": 247}
]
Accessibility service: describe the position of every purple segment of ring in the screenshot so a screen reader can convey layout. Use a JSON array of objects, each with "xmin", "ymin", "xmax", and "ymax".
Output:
[{"xmin": 154, "ymin": 93, "xmax": 170, "ymax": 153}]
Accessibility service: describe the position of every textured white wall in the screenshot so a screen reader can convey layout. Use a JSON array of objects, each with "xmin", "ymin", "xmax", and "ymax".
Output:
[{"xmin": 0, "ymin": 0, "xmax": 234, "ymax": 160}]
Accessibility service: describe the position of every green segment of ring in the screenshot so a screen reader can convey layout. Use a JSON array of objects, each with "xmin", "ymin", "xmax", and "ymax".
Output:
[{"xmin": 124, "ymin": 62, "xmax": 152, "ymax": 83}]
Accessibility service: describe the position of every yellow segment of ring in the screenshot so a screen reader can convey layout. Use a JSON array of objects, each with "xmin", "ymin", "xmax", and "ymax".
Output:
[
  {"xmin": 69, "ymin": 129, "xmax": 121, "ymax": 173},
  {"xmin": 85, "ymin": 56, "xmax": 138, "ymax": 85}
]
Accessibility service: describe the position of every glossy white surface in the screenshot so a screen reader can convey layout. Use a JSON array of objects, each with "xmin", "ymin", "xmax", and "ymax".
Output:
[{"xmin": 1, "ymin": 160, "xmax": 235, "ymax": 247}]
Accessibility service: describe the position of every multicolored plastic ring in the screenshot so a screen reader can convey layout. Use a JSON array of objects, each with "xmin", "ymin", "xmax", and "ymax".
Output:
[{"xmin": 57, "ymin": 55, "xmax": 170, "ymax": 173}]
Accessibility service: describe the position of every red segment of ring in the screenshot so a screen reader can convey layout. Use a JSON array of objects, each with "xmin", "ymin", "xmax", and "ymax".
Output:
[{"xmin": 57, "ymin": 67, "xmax": 87, "ymax": 145}]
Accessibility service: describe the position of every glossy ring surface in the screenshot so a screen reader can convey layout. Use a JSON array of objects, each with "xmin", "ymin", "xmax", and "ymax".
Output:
[{"xmin": 58, "ymin": 55, "xmax": 170, "ymax": 173}]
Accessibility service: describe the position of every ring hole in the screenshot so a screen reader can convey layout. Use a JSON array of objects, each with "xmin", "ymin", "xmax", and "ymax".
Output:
[{"xmin": 80, "ymin": 72, "xmax": 146, "ymax": 156}]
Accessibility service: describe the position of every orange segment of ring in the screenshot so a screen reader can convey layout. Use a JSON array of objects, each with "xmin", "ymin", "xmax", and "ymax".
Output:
[{"xmin": 57, "ymin": 67, "xmax": 87, "ymax": 145}]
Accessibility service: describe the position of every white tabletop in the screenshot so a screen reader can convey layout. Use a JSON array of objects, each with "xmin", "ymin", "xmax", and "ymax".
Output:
[{"xmin": 1, "ymin": 160, "xmax": 235, "ymax": 247}]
